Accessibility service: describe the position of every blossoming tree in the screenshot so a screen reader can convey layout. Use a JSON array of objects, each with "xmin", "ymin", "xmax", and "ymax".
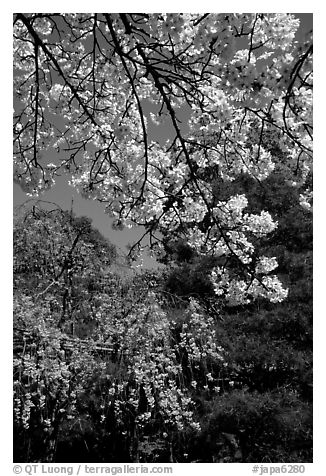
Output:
[
  {"xmin": 14, "ymin": 13, "xmax": 312, "ymax": 306},
  {"xmin": 14, "ymin": 206, "xmax": 224, "ymax": 461}
]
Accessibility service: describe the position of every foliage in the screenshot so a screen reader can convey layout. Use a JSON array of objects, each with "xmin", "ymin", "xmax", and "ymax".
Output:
[{"xmin": 194, "ymin": 388, "xmax": 312, "ymax": 463}]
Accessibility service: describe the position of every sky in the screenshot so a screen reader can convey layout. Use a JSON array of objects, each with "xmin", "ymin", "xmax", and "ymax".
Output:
[{"xmin": 13, "ymin": 13, "xmax": 313, "ymax": 268}]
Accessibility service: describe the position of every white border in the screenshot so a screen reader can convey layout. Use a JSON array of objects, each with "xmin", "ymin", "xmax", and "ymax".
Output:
[{"xmin": 4, "ymin": 4, "xmax": 323, "ymax": 474}]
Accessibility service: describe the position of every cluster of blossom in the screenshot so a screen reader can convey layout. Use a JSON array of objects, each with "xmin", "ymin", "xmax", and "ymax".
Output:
[
  {"xmin": 182, "ymin": 195, "xmax": 277, "ymax": 266},
  {"xmin": 49, "ymin": 83, "xmax": 66, "ymax": 102},
  {"xmin": 211, "ymin": 267, "xmax": 288, "ymax": 306},
  {"xmin": 13, "ymin": 290, "xmax": 102, "ymax": 431},
  {"xmin": 255, "ymin": 256, "xmax": 279, "ymax": 274},
  {"xmin": 178, "ymin": 299, "xmax": 224, "ymax": 363},
  {"xmin": 87, "ymin": 291, "xmax": 227, "ymax": 435},
  {"xmin": 299, "ymin": 189, "xmax": 313, "ymax": 211},
  {"xmin": 188, "ymin": 128, "xmax": 276, "ymax": 183},
  {"xmin": 13, "ymin": 330, "xmax": 81, "ymax": 431}
]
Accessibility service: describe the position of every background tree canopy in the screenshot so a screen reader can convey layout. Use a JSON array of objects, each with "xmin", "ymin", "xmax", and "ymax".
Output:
[{"xmin": 13, "ymin": 13, "xmax": 312, "ymax": 463}]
